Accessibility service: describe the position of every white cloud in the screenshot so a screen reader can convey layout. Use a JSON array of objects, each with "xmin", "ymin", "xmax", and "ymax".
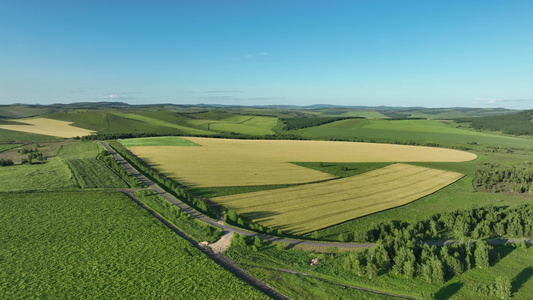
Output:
[
  {"xmin": 98, "ymin": 92, "xmax": 140, "ymax": 101},
  {"xmin": 472, "ymin": 97, "xmax": 498, "ymax": 105},
  {"xmin": 473, "ymin": 98, "xmax": 533, "ymax": 105}
]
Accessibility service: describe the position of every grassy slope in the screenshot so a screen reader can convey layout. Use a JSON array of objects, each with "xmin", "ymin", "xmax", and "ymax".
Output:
[
  {"xmin": 292, "ymin": 119, "xmax": 533, "ymax": 148},
  {"xmin": 119, "ymin": 136, "xmax": 201, "ymax": 147},
  {"xmin": 45, "ymin": 111, "xmax": 110, "ymax": 131},
  {"xmin": 0, "ymin": 191, "xmax": 268, "ymax": 299},
  {"xmin": 45, "ymin": 111, "xmax": 198, "ymax": 135},
  {"xmin": 186, "ymin": 115, "xmax": 278, "ymax": 135},
  {"xmin": 0, "ymin": 105, "xmax": 56, "ymax": 119},
  {"xmin": 113, "ymin": 112, "xmax": 214, "ymax": 135},
  {"xmin": 0, "ymin": 128, "xmax": 61, "ymax": 142}
]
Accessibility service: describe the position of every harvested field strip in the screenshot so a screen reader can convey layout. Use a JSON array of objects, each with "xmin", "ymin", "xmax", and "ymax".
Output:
[
  {"xmin": 0, "ymin": 118, "xmax": 95, "ymax": 138},
  {"xmin": 225, "ymin": 166, "xmax": 436, "ymax": 210},
  {"xmin": 214, "ymin": 164, "xmax": 464, "ymax": 234},
  {"xmin": 283, "ymin": 174, "xmax": 459, "ymax": 227},
  {"xmin": 126, "ymin": 137, "xmax": 475, "ymax": 187}
]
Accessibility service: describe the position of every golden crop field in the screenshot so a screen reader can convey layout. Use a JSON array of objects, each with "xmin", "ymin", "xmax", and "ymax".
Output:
[
  {"xmin": 126, "ymin": 137, "xmax": 476, "ymax": 187},
  {"xmin": 214, "ymin": 164, "xmax": 464, "ymax": 234},
  {"xmin": 0, "ymin": 118, "xmax": 95, "ymax": 138}
]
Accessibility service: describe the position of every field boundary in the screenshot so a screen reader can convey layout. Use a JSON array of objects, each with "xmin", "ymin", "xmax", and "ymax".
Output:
[{"xmin": 121, "ymin": 190, "xmax": 291, "ymax": 300}]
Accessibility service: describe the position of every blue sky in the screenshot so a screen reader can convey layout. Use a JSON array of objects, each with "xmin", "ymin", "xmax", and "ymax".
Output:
[{"xmin": 1, "ymin": 1, "xmax": 532, "ymax": 109}]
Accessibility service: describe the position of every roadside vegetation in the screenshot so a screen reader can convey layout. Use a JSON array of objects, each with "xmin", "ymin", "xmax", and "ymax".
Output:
[{"xmin": 135, "ymin": 189, "xmax": 223, "ymax": 243}]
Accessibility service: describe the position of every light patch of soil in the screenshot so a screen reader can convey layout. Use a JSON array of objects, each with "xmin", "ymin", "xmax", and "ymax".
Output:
[{"xmin": 208, "ymin": 231, "xmax": 233, "ymax": 254}]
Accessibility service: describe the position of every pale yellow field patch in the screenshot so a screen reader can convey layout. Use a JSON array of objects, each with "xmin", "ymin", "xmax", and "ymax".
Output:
[
  {"xmin": 0, "ymin": 118, "xmax": 95, "ymax": 138},
  {"xmin": 127, "ymin": 137, "xmax": 476, "ymax": 188},
  {"xmin": 214, "ymin": 164, "xmax": 464, "ymax": 234}
]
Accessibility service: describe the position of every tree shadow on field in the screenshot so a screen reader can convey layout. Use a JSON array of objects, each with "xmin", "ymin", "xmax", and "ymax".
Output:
[
  {"xmin": 512, "ymin": 267, "xmax": 533, "ymax": 295},
  {"xmin": 490, "ymin": 244, "xmax": 515, "ymax": 267},
  {"xmin": 240, "ymin": 210, "xmax": 280, "ymax": 221},
  {"xmin": 434, "ymin": 282, "xmax": 464, "ymax": 300}
]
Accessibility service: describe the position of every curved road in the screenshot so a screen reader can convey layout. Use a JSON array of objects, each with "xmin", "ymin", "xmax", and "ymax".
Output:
[{"xmin": 101, "ymin": 141, "xmax": 533, "ymax": 248}]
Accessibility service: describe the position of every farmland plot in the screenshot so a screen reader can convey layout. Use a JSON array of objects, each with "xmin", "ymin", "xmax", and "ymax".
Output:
[
  {"xmin": 66, "ymin": 158, "xmax": 128, "ymax": 188},
  {"xmin": 214, "ymin": 164, "xmax": 464, "ymax": 234},
  {"xmin": 125, "ymin": 137, "xmax": 475, "ymax": 187},
  {"xmin": 0, "ymin": 118, "xmax": 95, "ymax": 138}
]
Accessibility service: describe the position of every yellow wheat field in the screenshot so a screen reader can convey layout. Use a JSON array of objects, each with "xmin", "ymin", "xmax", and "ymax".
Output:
[
  {"xmin": 127, "ymin": 137, "xmax": 476, "ymax": 187},
  {"xmin": 214, "ymin": 164, "xmax": 464, "ymax": 234},
  {"xmin": 0, "ymin": 118, "xmax": 95, "ymax": 138}
]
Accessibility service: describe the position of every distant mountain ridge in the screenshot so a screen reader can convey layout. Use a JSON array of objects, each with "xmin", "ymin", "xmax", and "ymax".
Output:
[{"xmin": 0, "ymin": 101, "xmax": 520, "ymax": 120}]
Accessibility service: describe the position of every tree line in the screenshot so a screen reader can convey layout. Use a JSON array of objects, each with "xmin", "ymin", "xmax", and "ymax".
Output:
[
  {"xmin": 280, "ymin": 116, "xmax": 362, "ymax": 130},
  {"xmin": 135, "ymin": 189, "xmax": 222, "ymax": 242},
  {"xmin": 107, "ymin": 141, "xmax": 219, "ymax": 219},
  {"xmin": 455, "ymin": 110, "xmax": 533, "ymax": 135},
  {"xmin": 97, "ymin": 150, "xmax": 146, "ymax": 188},
  {"xmin": 358, "ymin": 205, "xmax": 533, "ymax": 243}
]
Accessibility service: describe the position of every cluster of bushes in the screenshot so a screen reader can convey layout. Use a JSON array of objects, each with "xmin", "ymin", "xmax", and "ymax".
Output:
[
  {"xmin": 280, "ymin": 117, "xmax": 361, "ymax": 130},
  {"xmin": 474, "ymin": 163, "xmax": 533, "ymax": 194},
  {"xmin": 21, "ymin": 152, "xmax": 46, "ymax": 164},
  {"xmin": 359, "ymin": 205, "xmax": 533, "ymax": 243},
  {"xmin": 135, "ymin": 189, "xmax": 222, "ymax": 243},
  {"xmin": 231, "ymin": 232, "xmax": 273, "ymax": 252},
  {"xmin": 108, "ymin": 141, "xmax": 219, "ymax": 219},
  {"xmin": 18, "ymin": 147, "xmax": 38, "ymax": 154},
  {"xmin": 470, "ymin": 276, "xmax": 512, "ymax": 299},
  {"xmin": 0, "ymin": 158, "xmax": 14, "ymax": 166},
  {"xmin": 97, "ymin": 150, "xmax": 146, "ymax": 188}
]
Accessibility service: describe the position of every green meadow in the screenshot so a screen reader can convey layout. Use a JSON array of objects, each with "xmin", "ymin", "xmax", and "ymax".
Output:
[
  {"xmin": 0, "ymin": 191, "xmax": 268, "ymax": 299},
  {"xmin": 292, "ymin": 119, "xmax": 533, "ymax": 148}
]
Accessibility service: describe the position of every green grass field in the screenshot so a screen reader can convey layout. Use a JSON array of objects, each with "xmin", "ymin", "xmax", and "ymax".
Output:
[
  {"xmin": 0, "ymin": 143, "xmax": 22, "ymax": 153},
  {"xmin": 0, "ymin": 191, "xmax": 268, "ymax": 299},
  {"xmin": 0, "ymin": 128, "xmax": 61, "ymax": 142},
  {"xmin": 0, "ymin": 159, "xmax": 77, "ymax": 192},
  {"xmin": 186, "ymin": 115, "xmax": 278, "ymax": 135},
  {"xmin": 66, "ymin": 159, "xmax": 128, "ymax": 188},
  {"xmin": 292, "ymin": 119, "xmax": 533, "ymax": 148},
  {"xmin": 57, "ymin": 141, "xmax": 130, "ymax": 188}
]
